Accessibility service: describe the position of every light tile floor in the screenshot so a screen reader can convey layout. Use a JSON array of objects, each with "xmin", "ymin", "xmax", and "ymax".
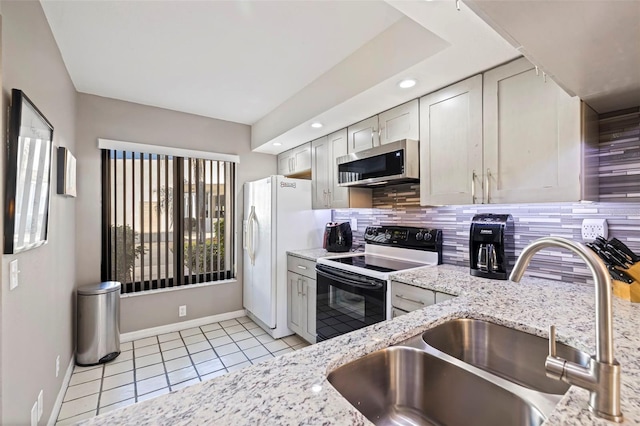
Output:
[{"xmin": 56, "ymin": 317, "xmax": 309, "ymax": 425}]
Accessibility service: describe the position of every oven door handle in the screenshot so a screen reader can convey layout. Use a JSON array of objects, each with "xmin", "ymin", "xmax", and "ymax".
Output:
[{"xmin": 316, "ymin": 266, "xmax": 385, "ymax": 290}]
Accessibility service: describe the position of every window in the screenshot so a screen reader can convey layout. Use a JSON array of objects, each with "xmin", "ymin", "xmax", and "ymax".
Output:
[{"xmin": 101, "ymin": 144, "xmax": 236, "ymax": 293}]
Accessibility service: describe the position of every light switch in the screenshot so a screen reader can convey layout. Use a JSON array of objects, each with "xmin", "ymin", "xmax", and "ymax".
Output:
[{"xmin": 9, "ymin": 259, "xmax": 19, "ymax": 290}]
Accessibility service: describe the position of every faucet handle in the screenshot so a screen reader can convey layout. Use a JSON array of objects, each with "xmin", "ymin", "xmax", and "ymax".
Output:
[{"xmin": 549, "ymin": 325, "xmax": 557, "ymax": 357}]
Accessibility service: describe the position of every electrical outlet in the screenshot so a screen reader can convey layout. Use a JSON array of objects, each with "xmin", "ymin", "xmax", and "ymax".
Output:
[
  {"xmin": 56, "ymin": 355, "xmax": 60, "ymax": 378},
  {"xmin": 30, "ymin": 401, "xmax": 37, "ymax": 426},
  {"xmin": 581, "ymin": 218, "xmax": 608, "ymax": 242},
  {"xmin": 37, "ymin": 390, "xmax": 43, "ymax": 420},
  {"xmin": 179, "ymin": 305, "xmax": 187, "ymax": 317},
  {"xmin": 350, "ymin": 218, "xmax": 358, "ymax": 230}
]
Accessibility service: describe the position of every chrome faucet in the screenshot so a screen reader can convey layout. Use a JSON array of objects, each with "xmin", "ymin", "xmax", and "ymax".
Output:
[{"xmin": 509, "ymin": 237, "xmax": 623, "ymax": 422}]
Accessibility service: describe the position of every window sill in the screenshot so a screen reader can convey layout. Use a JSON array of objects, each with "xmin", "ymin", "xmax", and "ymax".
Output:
[{"xmin": 120, "ymin": 278, "xmax": 238, "ymax": 298}]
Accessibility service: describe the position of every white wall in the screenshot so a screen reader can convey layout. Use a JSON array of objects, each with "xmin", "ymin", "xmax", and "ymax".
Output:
[
  {"xmin": 1, "ymin": 1, "xmax": 77, "ymax": 423},
  {"xmin": 75, "ymin": 93, "xmax": 276, "ymax": 332}
]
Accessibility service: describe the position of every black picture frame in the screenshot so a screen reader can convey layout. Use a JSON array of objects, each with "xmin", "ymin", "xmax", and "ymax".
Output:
[{"xmin": 4, "ymin": 89, "xmax": 54, "ymax": 254}]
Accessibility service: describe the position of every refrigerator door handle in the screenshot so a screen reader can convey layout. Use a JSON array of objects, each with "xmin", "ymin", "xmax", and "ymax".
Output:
[
  {"xmin": 242, "ymin": 219, "xmax": 248, "ymax": 250},
  {"xmin": 247, "ymin": 206, "xmax": 256, "ymax": 265}
]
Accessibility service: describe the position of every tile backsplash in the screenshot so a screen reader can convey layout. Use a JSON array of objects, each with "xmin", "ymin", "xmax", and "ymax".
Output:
[{"xmin": 333, "ymin": 107, "xmax": 640, "ymax": 286}]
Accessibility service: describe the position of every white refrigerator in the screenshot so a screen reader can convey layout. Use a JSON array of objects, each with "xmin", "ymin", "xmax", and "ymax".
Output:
[{"xmin": 243, "ymin": 176, "xmax": 330, "ymax": 339}]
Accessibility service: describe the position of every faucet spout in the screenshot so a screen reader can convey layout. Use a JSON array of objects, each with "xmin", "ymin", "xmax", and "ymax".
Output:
[{"xmin": 509, "ymin": 236, "xmax": 623, "ymax": 422}]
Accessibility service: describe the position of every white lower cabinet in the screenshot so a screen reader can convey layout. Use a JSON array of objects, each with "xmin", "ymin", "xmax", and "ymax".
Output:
[
  {"xmin": 391, "ymin": 281, "xmax": 456, "ymax": 315},
  {"xmin": 286, "ymin": 256, "xmax": 317, "ymax": 344}
]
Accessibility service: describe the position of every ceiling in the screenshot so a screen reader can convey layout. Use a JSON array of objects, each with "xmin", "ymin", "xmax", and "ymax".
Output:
[
  {"xmin": 40, "ymin": 0, "xmax": 404, "ymax": 125},
  {"xmin": 40, "ymin": 1, "xmax": 639, "ymax": 154}
]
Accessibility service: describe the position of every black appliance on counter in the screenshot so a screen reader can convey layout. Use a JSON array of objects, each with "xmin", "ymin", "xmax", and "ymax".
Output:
[
  {"xmin": 323, "ymin": 222, "xmax": 353, "ymax": 253},
  {"xmin": 469, "ymin": 214, "xmax": 514, "ymax": 280},
  {"xmin": 316, "ymin": 225, "xmax": 442, "ymax": 342}
]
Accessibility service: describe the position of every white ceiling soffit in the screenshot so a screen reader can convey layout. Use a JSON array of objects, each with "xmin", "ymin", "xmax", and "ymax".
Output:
[
  {"xmin": 464, "ymin": 0, "xmax": 640, "ymax": 114},
  {"xmin": 253, "ymin": 0, "xmax": 519, "ymax": 154},
  {"xmin": 40, "ymin": 0, "xmax": 404, "ymax": 125}
]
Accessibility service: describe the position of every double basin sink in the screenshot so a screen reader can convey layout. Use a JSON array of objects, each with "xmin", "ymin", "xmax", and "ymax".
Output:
[{"xmin": 328, "ymin": 319, "xmax": 590, "ymax": 426}]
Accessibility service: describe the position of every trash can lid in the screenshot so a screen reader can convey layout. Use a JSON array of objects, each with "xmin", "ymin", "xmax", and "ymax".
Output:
[{"xmin": 78, "ymin": 281, "xmax": 121, "ymax": 295}]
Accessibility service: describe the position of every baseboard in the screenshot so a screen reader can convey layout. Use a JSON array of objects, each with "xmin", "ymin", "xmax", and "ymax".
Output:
[
  {"xmin": 120, "ymin": 309, "xmax": 247, "ymax": 343},
  {"xmin": 47, "ymin": 356, "xmax": 75, "ymax": 426}
]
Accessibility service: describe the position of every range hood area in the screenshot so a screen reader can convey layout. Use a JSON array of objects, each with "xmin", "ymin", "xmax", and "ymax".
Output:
[{"xmin": 336, "ymin": 139, "xmax": 419, "ymax": 188}]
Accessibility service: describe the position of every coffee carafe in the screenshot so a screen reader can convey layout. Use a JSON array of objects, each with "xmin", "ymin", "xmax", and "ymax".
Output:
[{"xmin": 469, "ymin": 214, "xmax": 514, "ymax": 280}]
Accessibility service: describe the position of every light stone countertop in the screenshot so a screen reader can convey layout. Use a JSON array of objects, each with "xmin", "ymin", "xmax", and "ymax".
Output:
[
  {"xmin": 286, "ymin": 247, "xmax": 338, "ymax": 261},
  {"xmin": 82, "ymin": 264, "xmax": 640, "ymax": 426}
]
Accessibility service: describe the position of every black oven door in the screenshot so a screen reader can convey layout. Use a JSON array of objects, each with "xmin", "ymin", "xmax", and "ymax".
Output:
[{"xmin": 316, "ymin": 264, "xmax": 386, "ymax": 342}]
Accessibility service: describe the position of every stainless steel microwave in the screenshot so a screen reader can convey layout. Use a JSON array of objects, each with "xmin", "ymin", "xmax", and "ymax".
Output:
[{"xmin": 336, "ymin": 139, "xmax": 419, "ymax": 187}]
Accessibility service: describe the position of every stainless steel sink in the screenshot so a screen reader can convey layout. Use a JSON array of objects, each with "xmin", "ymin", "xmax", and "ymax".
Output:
[
  {"xmin": 328, "ymin": 346, "xmax": 546, "ymax": 426},
  {"xmin": 421, "ymin": 319, "xmax": 590, "ymax": 395}
]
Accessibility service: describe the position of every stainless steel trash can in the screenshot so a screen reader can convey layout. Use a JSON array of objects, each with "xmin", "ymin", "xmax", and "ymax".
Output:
[{"xmin": 76, "ymin": 281, "xmax": 121, "ymax": 366}]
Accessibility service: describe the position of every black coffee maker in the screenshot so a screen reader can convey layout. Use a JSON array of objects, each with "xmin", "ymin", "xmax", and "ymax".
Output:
[
  {"xmin": 469, "ymin": 214, "xmax": 514, "ymax": 280},
  {"xmin": 323, "ymin": 222, "xmax": 353, "ymax": 252}
]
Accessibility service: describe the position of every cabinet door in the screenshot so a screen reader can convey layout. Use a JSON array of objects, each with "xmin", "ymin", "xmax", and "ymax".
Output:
[
  {"xmin": 483, "ymin": 57, "xmax": 582, "ymax": 203},
  {"xmin": 293, "ymin": 142, "xmax": 311, "ymax": 173},
  {"xmin": 311, "ymin": 137, "xmax": 330, "ymax": 209},
  {"xmin": 303, "ymin": 278, "xmax": 317, "ymax": 344},
  {"xmin": 287, "ymin": 272, "xmax": 303, "ymax": 335},
  {"xmin": 277, "ymin": 150, "xmax": 293, "ymax": 176},
  {"xmin": 435, "ymin": 292, "xmax": 456, "ymax": 304},
  {"xmin": 327, "ymin": 129, "xmax": 350, "ymax": 209},
  {"xmin": 347, "ymin": 116, "xmax": 379, "ymax": 153},
  {"xmin": 420, "ymin": 75, "xmax": 483, "ymax": 206},
  {"xmin": 379, "ymin": 99, "xmax": 419, "ymax": 145}
]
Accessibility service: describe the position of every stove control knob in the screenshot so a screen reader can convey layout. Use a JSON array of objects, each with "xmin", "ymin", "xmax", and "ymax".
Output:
[
  {"xmin": 385, "ymin": 231, "xmax": 392, "ymax": 240},
  {"xmin": 415, "ymin": 232, "xmax": 424, "ymax": 241},
  {"xmin": 424, "ymin": 231, "xmax": 432, "ymax": 241},
  {"xmin": 372, "ymin": 229, "xmax": 378, "ymax": 236}
]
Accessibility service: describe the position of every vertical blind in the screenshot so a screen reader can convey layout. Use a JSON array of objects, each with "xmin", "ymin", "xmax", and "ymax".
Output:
[{"xmin": 101, "ymin": 149, "xmax": 236, "ymax": 293}]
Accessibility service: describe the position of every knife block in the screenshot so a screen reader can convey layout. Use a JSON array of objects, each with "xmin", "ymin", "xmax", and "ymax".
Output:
[
  {"xmin": 612, "ymin": 280, "xmax": 640, "ymax": 303},
  {"xmin": 612, "ymin": 263, "xmax": 640, "ymax": 302}
]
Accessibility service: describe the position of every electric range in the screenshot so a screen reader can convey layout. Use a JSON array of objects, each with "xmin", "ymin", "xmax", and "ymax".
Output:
[{"xmin": 315, "ymin": 225, "xmax": 442, "ymax": 342}]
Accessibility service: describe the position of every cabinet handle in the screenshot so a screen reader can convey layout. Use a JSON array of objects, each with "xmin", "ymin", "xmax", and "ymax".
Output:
[
  {"xmin": 535, "ymin": 65, "xmax": 539, "ymax": 76},
  {"xmin": 485, "ymin": 168, "xmax": 491, "ymax": 204},
  {"xmin": 471, "ymin": 170, "xmax": 477, "ymax": 204},
  {"xmin": 456, "ymin": 0, "xmax": 460, "ymax": 11},
  {"xmin": 542, "ymin": 71, "xmax": 547, "ymax": 83},
  {"xmin": 327, "ymin": 190, "xmax": 331, "ymax": 208},
  {"xmin": 297, "ymin": 265, "xmax": 307, "ymax": 270},
  {"xmin": 297, "ymin": 279, "xmax": 302, "ymax": 296},
  {"xmin": 395, "ymin": 294, "xmax": 424, "ymax": 305}
]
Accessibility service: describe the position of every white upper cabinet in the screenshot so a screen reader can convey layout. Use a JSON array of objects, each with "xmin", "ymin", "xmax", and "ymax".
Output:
[
  {"xmin": 347, "ymin": 116, "xmax": 379, "ymax": 153},
  {"xmin": 311, "ymin": 136, "xmax": 330, "ymax": 209},
  {"xmin": 420, "ymin": 57, "xmax": 596, "ymax": 206},
  {"xmin": 483, "ymin": 57, "xmax": 590, "ymax": 203},
  {"xmin": 311, "ymin": 129, "xmax": 372, "ymax": 209},
  {"xmin": 347, "ymin": 100, "xmax": 419, "ymax": 153},
  {"xmin": 293, "ymin": 143, "xmax": 311, "ymax": 173},
  {"xmin": 379, "ymin": 99, "xmax": 419, "ymax": 145},
  {"xmin": 420, "ymin": 75, "xmax": 483, "ymax": 206},
  {"xmin": 327, "ymin": 129, "xmax": 352, "ymax": 209},
  {"xmin": 277, "ymin": 142, "xmax": 311, "ymax": 177}
]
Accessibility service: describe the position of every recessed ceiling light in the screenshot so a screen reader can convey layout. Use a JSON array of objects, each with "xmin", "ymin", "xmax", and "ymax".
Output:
[
  {"xmin": 398, "ymin": 79, "xmax": 417, "ymax": 89},
  {"xmin": 311, "ymin": 122, "xmax": 323, "ymax": 129},
  {"xmin": 273, "ymin": 142, "xmax": 282, "ymax": 146}
]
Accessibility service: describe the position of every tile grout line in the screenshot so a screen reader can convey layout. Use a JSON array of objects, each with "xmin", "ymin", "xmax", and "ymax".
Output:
[{"xmin": 58, "ymin": 318, "xmax": 304, "ymax": 424}]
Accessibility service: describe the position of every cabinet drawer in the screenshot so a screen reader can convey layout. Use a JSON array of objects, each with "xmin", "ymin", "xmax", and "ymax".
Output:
[
  {"xmin": 391, "ymin": 282, "xmax": 435, "ymax": 312},
  {"xmin": 287, "ymin": 255, "xmax": 316, "ymax": 280}
]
